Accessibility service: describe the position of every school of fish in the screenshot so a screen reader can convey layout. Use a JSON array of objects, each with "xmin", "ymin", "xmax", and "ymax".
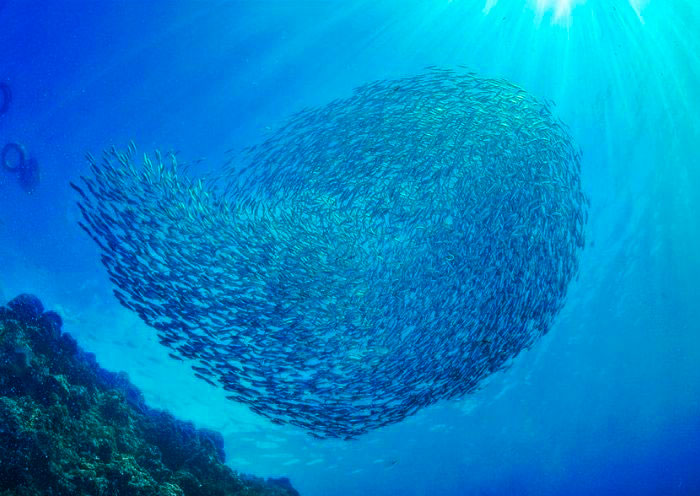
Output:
[{"xmin": 72, "ymin": 68, "xmax": 587, "ymax": 439}]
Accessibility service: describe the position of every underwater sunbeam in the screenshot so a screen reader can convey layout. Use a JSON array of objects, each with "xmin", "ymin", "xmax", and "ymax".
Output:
[{"xmin": 483, "ymin": 0, "xmax": 650, "ymax": 24}]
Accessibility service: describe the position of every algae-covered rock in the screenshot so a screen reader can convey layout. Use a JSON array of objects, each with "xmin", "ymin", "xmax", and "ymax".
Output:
[{"xmin": 0, "ymin": 294, "xmax": 300, "ymax": 496}]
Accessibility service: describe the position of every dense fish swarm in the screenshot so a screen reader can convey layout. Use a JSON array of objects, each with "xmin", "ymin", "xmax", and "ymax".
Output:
[{"xmin": 73, "ymin": 69, "xmax": 587, "ymax": 439}]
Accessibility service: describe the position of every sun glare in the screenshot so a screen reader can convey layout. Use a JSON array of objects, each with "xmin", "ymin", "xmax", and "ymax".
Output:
[
  {"xmin": 483, "ymin": 0, "xmax": 650, "ymax": 25},
  {"xmin": 534, "ymin": 0, "xmax": 583, "ymax": 22}
]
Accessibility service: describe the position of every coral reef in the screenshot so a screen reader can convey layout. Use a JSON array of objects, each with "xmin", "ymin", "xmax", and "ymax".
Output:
[{"xmin": 0, "ymin": 294, "xmax": 300, "ymax": 496}]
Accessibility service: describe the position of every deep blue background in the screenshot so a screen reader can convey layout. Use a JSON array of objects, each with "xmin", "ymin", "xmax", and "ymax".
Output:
[{"xmin": 1, "ymin": 1, "xmax": 699, "ymax": 495}]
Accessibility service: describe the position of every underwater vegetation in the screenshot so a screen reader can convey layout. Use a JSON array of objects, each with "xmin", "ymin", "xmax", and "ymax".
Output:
[
  {"xmin": 73, "ymin": 68, "xmax": 587, "ymax": 439},
  {"xmin": 0, "ymin": 294, "xmax": 299, "ymax": 496}
]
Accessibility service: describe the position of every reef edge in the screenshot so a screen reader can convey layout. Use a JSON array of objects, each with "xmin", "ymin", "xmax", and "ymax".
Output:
[{"xmin": 0, "ymin": 293, "xmax": 300, "ymax": 496}]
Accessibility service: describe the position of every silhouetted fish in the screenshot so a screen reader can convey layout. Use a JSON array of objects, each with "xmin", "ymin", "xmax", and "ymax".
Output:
[{"xmin": 72, "ymin": 68, "xmax": 587, "ymax": 439}]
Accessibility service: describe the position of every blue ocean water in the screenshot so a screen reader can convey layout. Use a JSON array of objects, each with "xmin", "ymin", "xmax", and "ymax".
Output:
[{"xmin": 1, "ymin": 0, "xmax": 699, "ymax": 495}]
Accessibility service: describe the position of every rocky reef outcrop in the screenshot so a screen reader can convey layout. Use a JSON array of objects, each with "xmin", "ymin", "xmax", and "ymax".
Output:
[{"xmin": 0, "ymin": 294, "xmax": 300, "ymax": 496}]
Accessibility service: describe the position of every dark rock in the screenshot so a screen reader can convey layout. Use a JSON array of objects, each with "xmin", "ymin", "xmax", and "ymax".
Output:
[
  {"xmin": 59, "ymin": 332, "xmax": 78, "ymax": 356},
  {"xmin": 0, "ymin": 306, "xmax": 12, "ymax": 320},
  {"xmin": 33, "ymin": 311, "xmax": 64, "ymax": 355},
  {"xmin": 41, "ymin": 375, "xmax": 69, "ymax": 400},
  {"xmin": 65, "ymin": 385, "xmax": 90, "ymax": 418},
  {"xmin": 7, "ymin": 294, "xmax": 43, "ymax": 321},
  {"xmin": 79, "ymin": 350, "xmax": 97, "ymax": 368},
  {"xmin": 100, "ymin": 391, "xmax": 130, "ymax": 425},
  {"xmin": 97, "ymin": 442, "xmax": 112, "ymax": 462},
  {"xmin": 0, "ymin": 344, "xmax": 34, "ymax": 377},
  {"xmin": 198, "ymin": 428, "xmax": 226, "ymax": 463},
  {"xmin": 267, "ymin": 477, "xmax": 301, "ymax": 496},
  {"xmin": 40, "ymin": 310, "xmax": 63, "ymax": 335},
  {"xmin": 113, "ymin": 371, "xmax": 146, "ymax": 411}
]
